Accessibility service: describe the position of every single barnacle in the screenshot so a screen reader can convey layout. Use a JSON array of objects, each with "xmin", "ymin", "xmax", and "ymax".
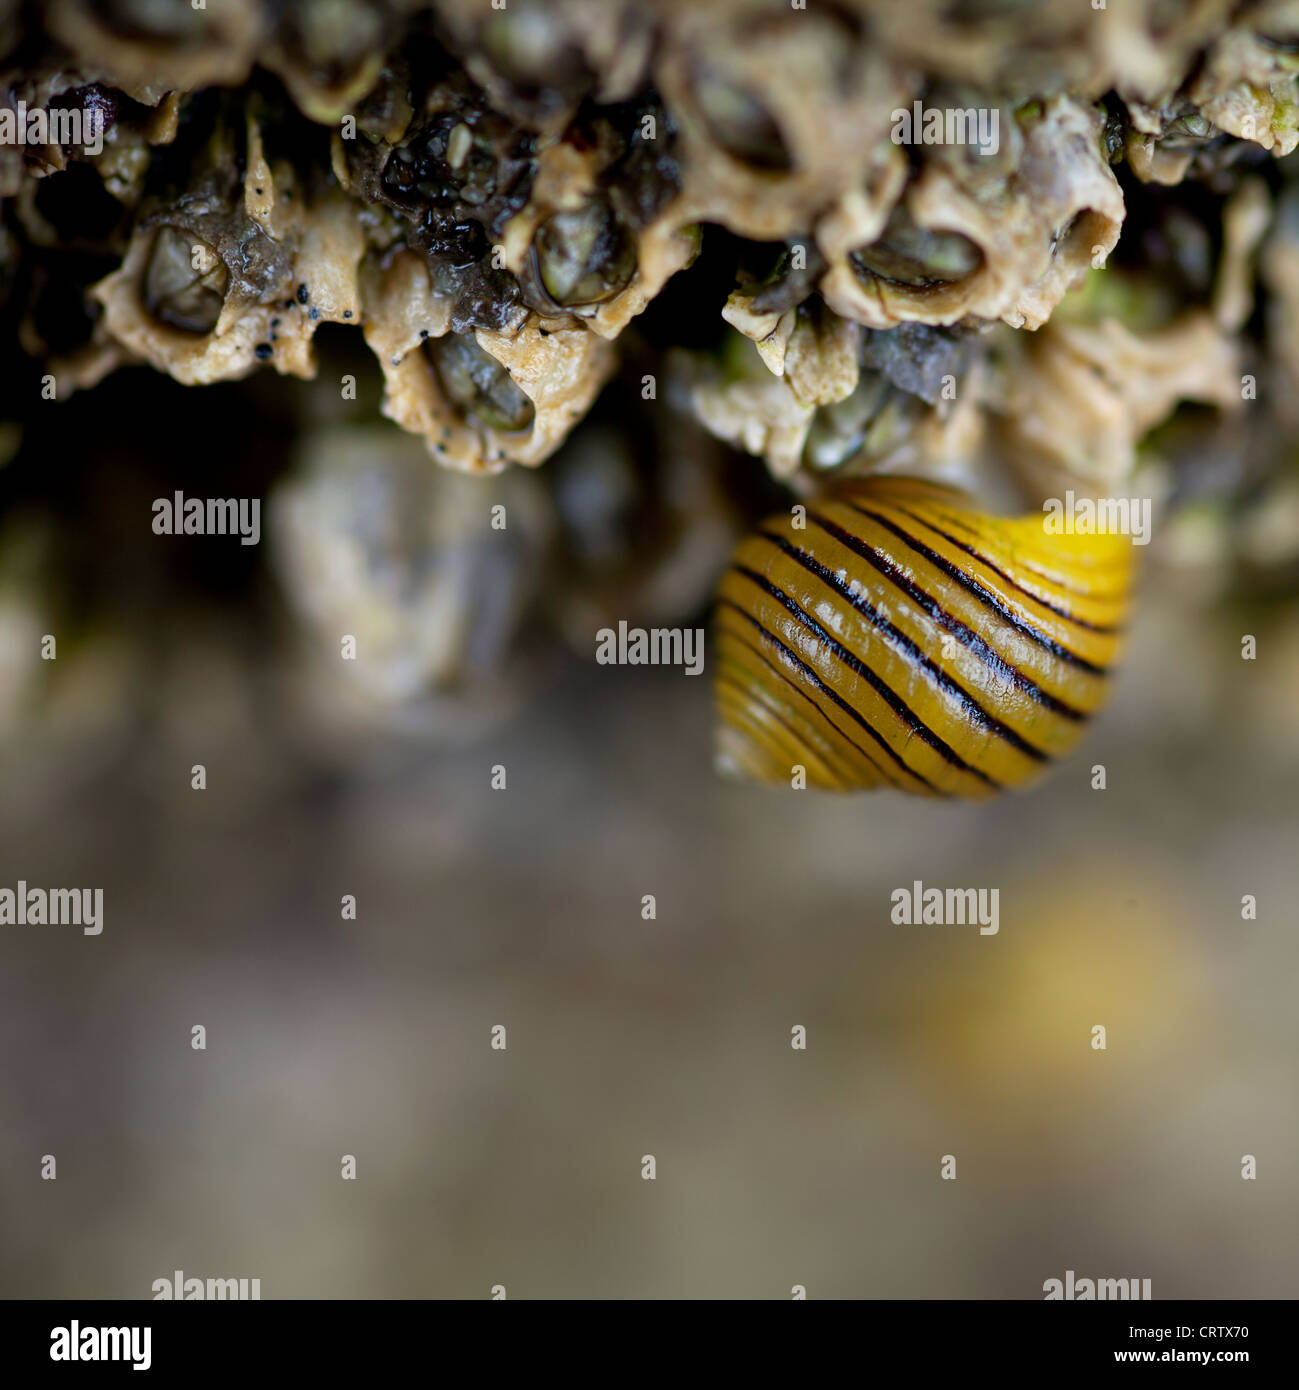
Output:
[
  {"xmin": 849, "ymin": 205, "xmax": 984, "ymax": 290},
  {"xmin": 361, "ymin": 250, "xmax": 614, "ymax": 472},
  {"xmin": 142, "ymin": 225, "xmax": 228, "ymax": 335},
  {"xmin": 801, "ymin": 374, "xmax": 900, "ymax": 471},
  {"xmin": 819, "ymin": 96, "xmax": 1124, "ymax": 330},
  {"xmin": 1187, "ymin": 6, "xmax": 1299, "ymax": 157},
  {"xmin": 45, "ymin": 0, "xmax": 263, "ymax": 105},
  {"xmin": 492, "ymin": 104, "xmax": 698, "ymax": 341},
  {"xmin": 271, "ymin": 423, "xmax": 556, "ymax": 714},
  {"xmin": 531, "ymin": 197, "xmax": 636, "ymax": 309},
  {"xmin": 261, "ymin": 0, "xmax": 398, "ymax": 126},
  {"xmin": 688, "ymin": 63, "xmax": 793, "ymax": 173},
  {"xmin": 425, "ymin": 332, "xmax": 537, "ymax": 434},
  {"xmin": 92, "ymin": 119, "xmax": 363, "ymax": 384},
  {"xmin": 432, "ymin": 0, "xmax": 653, "ymax": 134},
  {"xmin": 656, "ymin": 1, "xmax": 908, "ymax": 241}
]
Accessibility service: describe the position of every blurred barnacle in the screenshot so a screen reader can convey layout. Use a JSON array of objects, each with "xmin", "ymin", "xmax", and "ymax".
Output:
[
  {"xmin": 91, "ymin": 119, "xmax": 363, "ymax": 384},
  {"xmin": 988, "ymin": 309, "xmax": 1243, "ymax": 500},
  {"xmin": 1261, "ymin": 181, "xmax": 1299, "ymax": 427},
  {"xmin": 17, "ymin": 243, "xmax": 116, "ymax": 367},
  {"xmin": 1212, "ymin": 175, "xmax": 1271, "ymax": 333},
  {"xmin": 689, "ymin": 63, "xmax": 791, "ymax": 173},
  {"xmin": 271, "ymin": 424, "xmax": 555, "ymax": 716},
  {"xmin": 0, "ymin": 217, "xmax": 20, "ymax": 315},
  {"xmin": 0, "ymin": 0, "xmax": 21, "ymax": 64},
  {"xmin": 800, "ymin": 372, "xmax": 901, "ymax": 472},
  {"xmin": 337, "ymin": 58, "xmax": 415, "ymax": 147},
  {"xmin": 0, "ymin": 72, "xmax": 126, "ymax": 197},
  {"xmin": 860, "ymin": 319, "xmax": 979, "ymax": 406},
  {"xmin": 547, "ymin": 391, "xmax": 743, "ymax": 649},
  {"xmin": 432, "ymin": 0, "xmax": 653, "ymax": 134},
  {"xmin": 819, "ymin": 95, "xmax": 1124, "ymax": 330},
  {"xmin": 792, "ymin": 323, "xmax": 982, "ymax": 478},
  {"xmin": 15, "ymin": 159, "xmax": 132, "ymax": 256},
  {"xmin": 92, "ymin": 91, "xmax": 184, "ymax": 206},
  {"xmin": 848, "ymin": 204, "xmax": 985, "ymax": 290},
  {"xmin": 1235, "ymin": 470, "xmax": 1299, "ymax": 576},
  {"xmin": 724, "ymin": 296, "xmax": 863, "ymax": 408},
  {"xmin": 867, "ymin": 0, "xmax": 1228, "ymax": 109},
  {"xmin": 362, "ymin": 249, "xmax": 614, "ymax": 472},
  {"xmin": 262, "ymin": 0, "xmax": 406, "ymax": 127},
  {"xmin": 719, "ymin": 240, "xmax": 838, "ymax": 381},
  {"xmin": 865, "ymin": 0, "xmax": 1104, "ymax": 98},
  {"xmin": 0, "ymin": 511, "xmax": 61, "ymax": 740},
  {"xmin": 44, "ymin": 0, "xmax": 263, "ymax": 106},
  {"xmin": 1122, "ymin": 99, "xmax": 1272, "ymax": 186},
  {"xmin": 1187, "ymin": 0, "xmax": 1299, "ymax": 156},
  {"xmin": 1101, "ymin": 0, "xmax": 1237, "ymax": 111},
  {"xmin": 730, "ymin": 241, "xmax": 829, "ymax": 320},
  {"xmin": 655, "ymin": 0, "xmax": 909, "ymax": 241},
  {"xmin": 667, "ymin": 330, "xmax": 816, "ymax": 478}
]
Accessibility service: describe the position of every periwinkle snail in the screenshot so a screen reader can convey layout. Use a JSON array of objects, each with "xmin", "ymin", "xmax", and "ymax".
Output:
[{"xmin": 714, "ymin": 476, "xmax": 1132, "ymax": 795}]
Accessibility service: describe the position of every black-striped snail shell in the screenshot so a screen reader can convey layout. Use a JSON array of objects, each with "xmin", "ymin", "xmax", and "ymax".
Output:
[{"xmin": 714, "ymin": 476, "xmax": 1133, "ymax": 796}]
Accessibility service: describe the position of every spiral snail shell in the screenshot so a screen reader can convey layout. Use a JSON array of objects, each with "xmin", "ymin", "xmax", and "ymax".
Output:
[{"xmin": 714, "ymin": 476, "xmax": 1133, "ymax": 796}]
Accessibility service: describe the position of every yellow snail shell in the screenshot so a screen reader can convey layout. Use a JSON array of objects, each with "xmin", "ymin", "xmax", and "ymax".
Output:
[{"xmin": 714, "ymin": 476, "xmax": 1133, "ymax": 796}]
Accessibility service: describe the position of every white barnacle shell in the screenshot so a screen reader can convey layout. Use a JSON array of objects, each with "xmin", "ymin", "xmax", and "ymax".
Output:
[
  {"xmin": 655, "ymin": 0, "xmax": 912, "ymax": 242},
  {"xmin": 270, "ymin": 423, "xmax": 554, "ymax": 718},
  {"xmin": 496, "ymin": 133, "xmax": 700, "ymax": 343},
  {"xmin": 819, "ymin": 96, "xmax": 1124, "ymax": 332},
  {"xmin": 91, "ymin": 120, "xmax": 364, "ymax": 385},
  {"xmin": 45, "ymin": 0, "xmax": 264, "ymax": 105},
  {"xmin": 361, "ymin": 250, "xmax": 615, "ymax": 474},
  {"xmin": 1187, "ymin": 2, "xmax": 1299, "ymax": 156}
]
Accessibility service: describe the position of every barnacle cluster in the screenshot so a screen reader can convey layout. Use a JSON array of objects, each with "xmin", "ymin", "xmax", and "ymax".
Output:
[{"xmin": 2, "ymin": 0, "xmax": 1299, "ymax": 717}]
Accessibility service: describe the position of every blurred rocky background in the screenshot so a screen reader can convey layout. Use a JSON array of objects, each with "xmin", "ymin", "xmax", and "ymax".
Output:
[
  {"xmin": 2, "ymin": 0, "xmax": 1299, "ymax": 1300},
  {"xmin": 0, "ymin": 347, "xmax": 1295, "ymax": 1298}
]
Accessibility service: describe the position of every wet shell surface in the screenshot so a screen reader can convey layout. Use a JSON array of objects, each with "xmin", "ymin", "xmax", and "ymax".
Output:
[{"xmin": 714, "ymin": 476, "xmax": 1133, "ymax": 796}]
